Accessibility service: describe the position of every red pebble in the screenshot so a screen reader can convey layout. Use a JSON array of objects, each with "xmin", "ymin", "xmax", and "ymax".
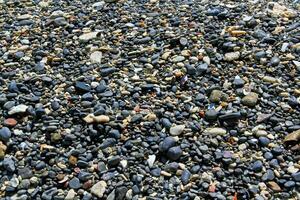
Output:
[{"xmin": 4, "ymin": 118, "xmax": 17, "ymax": 127}]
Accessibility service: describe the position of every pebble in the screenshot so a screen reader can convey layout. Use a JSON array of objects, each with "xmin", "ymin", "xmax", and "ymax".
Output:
[
  {"xmin": 0, "ymin": 127, "xmax": 11, "ymax": 142},
  {"xmin": 167, "ymin": 146, "xmax": 182, "ymax": 161},
  {"xmin": 147, "ymin": 155, "xmax": 156, "ymax": 168},
  {"xmin": 69, "ymin": 177, "xmax": 81, "ymax": 189},
  {"xmin": 83, "ymin": 114, "xmax": 110, "ymax": 124},
  {"xmin": 242, "ymin": 92, "xmax": 259, "ymax": 107},
  {"xmin": 159, "ymin": 137, "xmax": 176, "ymax": 152},
  {"xmin": 224, "ymin": 52, "xmax": 240, "ymax": 61},
  {"xmin": 79, "ymin": 32, "xmax": 99, "ymax": 42},
  {"xmin": 90, "ymin": 51, "xmax": 102, "ymax": 63},
  {"xmin": 203, "ymin": 128, "xmax": 227, "ymax": 136},
  {"xmin": 8, "ymin": 105, "xmax": 28, "ymax": 115},
  {"xmin": 169, "ymin": 124, "xmax": 185, "ymax": 136},
  {"xmin": 90, "ymin": 181, "xmax": 106, "ymax": 198}
]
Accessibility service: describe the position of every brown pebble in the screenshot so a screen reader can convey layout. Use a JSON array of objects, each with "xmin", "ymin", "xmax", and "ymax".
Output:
[
  {"xmin": 69, "ymin": 155, "xmax": 78, "ymax": 165},
  {"xmin": 4, "ymin": 118, "xmax": 17, "ymax": 127},
  {"xmin": 267, "ymin": 181, "xmax": 282, "ymax": 192}
]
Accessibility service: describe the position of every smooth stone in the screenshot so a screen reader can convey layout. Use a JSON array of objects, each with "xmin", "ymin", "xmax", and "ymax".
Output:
[
  {"xmin": 8, "ymin": 104, "xmax": 28, "ymax": 115},
  {"xmin": 203, "ymin": 128, "xmax": 227, "ymax": 136},
  {"xmin": 83, "ymin": 114, "xmax": 110, "ymax": 124},
  {"xmin": 166, "ymin": 146, "xmax": 182, "ymax": 161},
  {"xmin": 75, "ymin": 81, "xmax": 91, "ymax": 92},
  {"xmin": 4, "ymin": 118, "xmax": 18, "ymax": 127},
  {"xmin": 79, "ymin": 32, "xmax": 99, "ymax": 42},
  {"xmin": 181, "ymin": 169, "xmax": 191, "ymax": 185},
  {"xmin": 205, "ymin": 109, "xmax": 218, "ymax": 120},
  {"xmin": 284, "ymin": 181, "xmax": 295, "ymax": 188},
  {"xmin": 197, "ymin": 63, "xmax": 208, "ymax": 73},
  {"xmin": 171, "ymin": 56, "xmax": 185, "ymax": 63},
  {"xmin": 100, "ymin": 68, "xmax": 116, "ymax": 76},
  {"xmin": 0, "ymin": 127, "xmax": 11, "ymax": 142},
  {"xmin": 252, "ymin": 160, "xmax": 263, "ymax": 172},
  {"xmin": 69, "ymin": 177, "xmax": 81, "ymax": 189},
  {"xmin": 291, "ymin": 172, "xmax": 300, "ymax": 181},
  {"xmin": 90, "ymin": 51, "xmax": 102, "ymax": 63},
  {"xmin": 159, "ymin": 137, "xmax": 176, "ymax": 152},
  {"xmin": 259, "ymin": 137, "xmax": 270, "ymax": 146},
  {"xmin": 262, "ymin": 76, "xmax": 279, "ymax": 83},
  {"xmin": 65, "ymin": 189, "xmax": 76, "ymax": 200},
  {"xmin": 242, "ymin": 92, "xmax": 259, "ymax": 107},
  {"xmin": 169, "ymin": 125, "xmax": 185, "ymax": 136},
  {"xmin": 262, "ymin": 169, "xmax": 275, "ymax": 181},
  {"xmin": 224, "ymin": 52, "xmax": 240, "ymax": 61},
  {"xmin": 150, "ymin": 168, "xmax": 161, "ymax": 177},
  {"xmin": 270, "ymin": 57, "xmax": 280, "ymax": 66},
  {"xmin": 233, "ymin": 76, "xmax": 245, "ymax": 87},
  {"xmin": 42, "ymin": 188, "xmax": 58, "ymax": 200},
  {"xmin": 91, "ymin": 181, "xmax": 107, "ymax": 198}
]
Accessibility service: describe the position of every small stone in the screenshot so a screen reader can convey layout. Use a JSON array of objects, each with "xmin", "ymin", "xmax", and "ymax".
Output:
[
  {"xmin": 69, "ymin": 155, "xmax": 78, "ymax": 165},
  {"xmin": 167, "ymin": 146, "xmax": 182, "ymax": 160},
  {"xmin": 284, "ymin": 129, "xmax": 300, "ymax": 145},
  {"xmin": 233, "ymin": 76, "xmax": 245, "ymax": 87},
  {"xmin": 90, "ymin": 51, "xmax": 102, "ymax": 63},
  {"xmin": 51, "ymin": 132, "xmax": 62, "ymax": 142},
  {"xmin": 205, "ymin": 109, "xmax": 218, "ymax": 120},
  {"xmin": 181, "ymin": 169, "xmax": 191, "ymax": 185},
  {"xmin": 224, "ymin": 52, "xmax": 240, "ymax": 61},
  {"xmin": 159, "ymin": 137, "xmax": 176, "ymax": 152},
  {"xmin": 170, "ymin": 124, "xmax": 185, "ymax": 136},
  {"xmin": 209, "ymin": 90, "xmax": 224, "ymax": 103},
  {"xmin": 4, "ymin": 118, "xmax": 17, "ymax": 127},
  {"xmin": 267, "ymin": 181, "xmax": 281, "ymax": 192},
  {"xmin": 69, "ymin": 177, "xmax": 81, "ymax": 189},
  {"xmin": 0, "ymin": 127, "xmax": 11, "ymax": 142},
  {"xmin": 0, "ymin": 142, "xmax": 7, "ymax": 159},
  {"xmin": 242, "ymin": 92, "xmax": 259, "ymax": 107},
  {"xmin": 115, "ymin": 186, "xmax": 127, "ymax": 200},
  {"xmin": 65, "ymin": 189, "xmax": 76, "ymax": 200},
  {"xmin": 147, "ymin": 155, "xmax": 156, "ymax": 168},
  {"xmin": 3, "ymin": 157, "xmax": 15, "ymax": 172},
  {"xmin": 8, "ymin": 104, "xmax": 28, "ymax": 115},
  {"xmin": 262, "ymin": 169, "xmax": 275, "ymax": 181},
  {"xmin": 262, "ymin": 76, "xmax": 279, "ymax": 83},
  {"xmin": 83, "ymin": 114, "xmax": 110, "ymax": 124},
  {"xmin": 284, "ymin": 181, "xmax": 295, "ymax": 188},
  {"xmin": 75, "ymin": 81, "xmax": 91, "ymax": 92},
  {"xmin": 287, "ymin": 165, "xmax": 299, "ymax": 174},
  {"xmin": 270, "ymin": 57, "xmax": 280, "ymax": 66},
  {"xmin": 259, "ymin": 136, "xmax": 270, "ymax": 147},
  {"xmin": 252, "ymin": 160, "xmax": 263, "ymax": 172},
  {"xmin": 79, "ymin": 32, "xmax": 99, "ymax": 42},
  {"xmin": 171, "ymin": 55, "xmax": 185, "ymax": 63},
  {"xmin": 91, "ymin": 181, "xmax": 107, "ymax": 198},
  {"xmin": 203, "ymin": 127, "xmax": 227, "ymax": 136},
  {"xmin": 291, "ymin": 172, "xmax": 300, "ymax": 181}
]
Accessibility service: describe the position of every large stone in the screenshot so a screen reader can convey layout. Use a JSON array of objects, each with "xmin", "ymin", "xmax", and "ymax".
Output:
[{"xmin": 91, "ymin": 181, "xmax": 107, "ymax": 198}]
